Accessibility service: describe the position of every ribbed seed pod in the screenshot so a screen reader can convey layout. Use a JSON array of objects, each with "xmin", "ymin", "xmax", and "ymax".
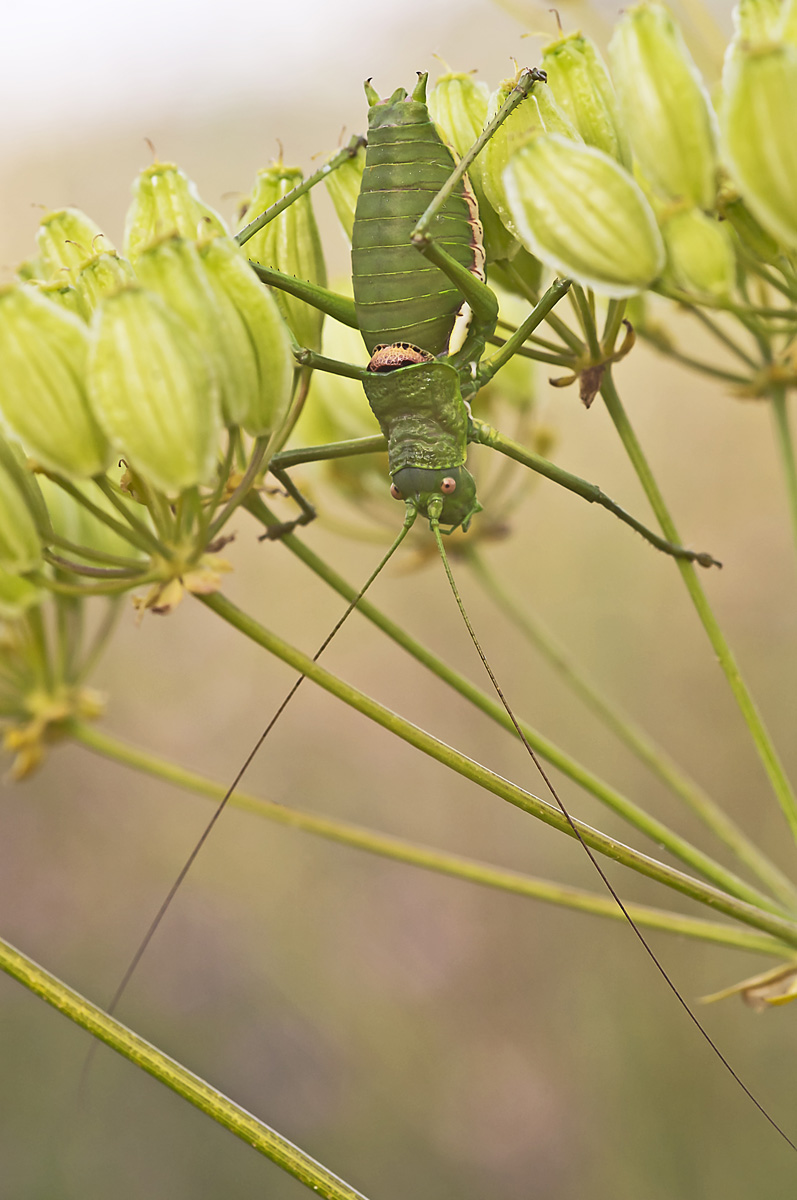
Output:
[
  {"xmin": 483, "ymin": 71, "xmax": 581, "ymax": 240},
  {"xmin": 428, "ymin": 71, "xmax": 517, "ymax": 262},
  {"xmin": 542, "ymin": 33, "xmax": 631, "ymax": 165},
  {"xmin": 75, "ymin": 252, "xmax": 136, "ymax": 314},
  {"xmin": 732, "ymin": 0, "xmax": 784, "ymax": 42},
  {"xmin": 135, "ymin": 236, "xmax": 251, "ymax": 427},
  {"xmin": 198, "ymin": 236, "xmax": 294, "ymax": 437},
  {"xmin": 33, "ymin": 280, "xmax": 89, "ymax": 321},
  {"xmin": 722, "ymin": 42, "xmax": 797, "ymax": 251},
  {"xmin": 88, "ymin": 286, "xmax": 222, "ymax": 495},
  {"xmin": 124, "ymin": 163, "xmax": 227, "ymax": 262},
  {"xmin": 0, "ymin": 287, "xmax": 108, "ymax": 478},
  {"xmin": 661, "ymin": 207, "xmax": 736, "ymax": 296},
  {"xmin": 0, "ymin": 457, "xmax": 41, "ymax": 574},
  {"xmin": 783, "ymin": 0, "xmax": 797, "ymax": 43},
  {"xmin": 239, "ymin": 164, "xmax": 327, "ymax": 352},
  {"xmin": 503, "ymin": 135, "xmax": 665, "ymax": 297},
  {"xmin": 37, "ymin": 208, "xmax": 111, "ymax": 280},
  {"xmin": 324, "ymin": 142, "xmax": 366, "ymax": 240},
  {"xmin": 609, "ymin": 3, "xmax": 718, "ymax": 208}
]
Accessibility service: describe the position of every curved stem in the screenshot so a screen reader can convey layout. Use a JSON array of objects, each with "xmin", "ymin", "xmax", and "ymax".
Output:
[
  {"xmin": 468, "ymin": 548, "xmax": 797, "ymax": 909},
  {"xmin": 196, "ymin": 588, "xmax": 797, "ymax": 945},
  {"xmin": 0, "ymin": 934, "xmax": 370, "ymax": 1200},
  {"xmin": 71, "ymin": 722, "xmax": 791, "ymax": 958},
  {"xmin": 245, "ymin": 494, "xmax": 792, "ymax": 916},
  {"xmin": 600, "ymin": 368, "xmax": 797, "ymax": 848}
]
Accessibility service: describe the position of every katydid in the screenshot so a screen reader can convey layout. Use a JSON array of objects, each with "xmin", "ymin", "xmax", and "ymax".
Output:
[{"xmin": 99, "ymin": 67, "xmax": 796, "ymax": 1161}]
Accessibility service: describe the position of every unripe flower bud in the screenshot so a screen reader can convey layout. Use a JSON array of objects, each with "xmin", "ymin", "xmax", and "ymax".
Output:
[
  {"xmin": 0, "ymin": 287, "xmax": 109, "ymax": 478},
  {"xmin": 238, "ymin": 164, "xmax": 327, "ymax": 351},
  {"xmin": 37, "ymin": 208, "xmax": 111, "ymax": 280},
  {"xmin": 782, "ymin": 0, "xmax": 797, "ymax": 44},
  {"xmin": 88, "ymin": 286, "xmax": 222, "ymax": 495},
  {"xmin": 198, "ymin": 236, "xmax": 294, "ymax": 438},
  {"xmin": 609, "ymin": 3, "xmax": 718, "ymax": 208},
  {"xmin": 503, "ymin": 135, "xmax": 665, "ymax": 297},
  {"xmin": 34, "ymin": 280, "xmax": 89, "ymax": 320},
  {"xmin": 542, "ymin": 33, "xmax": 631, "ymax": 166},
  {"xmin": 75, "ymin": 252, "xmax": 136, "ymax": 314},
  {"xmin": 732, "ymin": 0, "xmax": 784, "ymax": 43},
  {"xmin": 0, "ymin": 457, "xmax": 41, "ymax": 574},
  {"xmin": 135, "ymin": 235, "xmax": 253, "ymax": 427},
  {"xmin": 323, "ymin": 142, "xmax": 365, "ymax": 240},
  {"xmin": 429, "ymin": 71, "xmax": 517, "ymax": 262},
  {"xmin": 660, "ymin": 207, "xmax": 736, "ymax": 296},
  {"xmin": 124, "ymin": 163, "xmax": 227, "ymax": 262},
  {"xmin": 483, "ymin": 71, "xmax": 581, "ymax": 240},
  {"xmin": 722, "ymin": 42, "xmax": 797, "ymax": 251}
]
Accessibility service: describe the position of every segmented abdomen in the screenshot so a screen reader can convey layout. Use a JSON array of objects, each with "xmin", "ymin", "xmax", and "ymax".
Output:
[{"xmin": 352, "ymin": 95, "xmax": 483, "ymax": 357}]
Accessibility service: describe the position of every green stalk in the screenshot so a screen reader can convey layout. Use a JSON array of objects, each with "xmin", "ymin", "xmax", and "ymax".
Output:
[
  {"xmin": 770, "ymin": 385, "xmax": 797, "ymax": 561},
  {"xmin": 70, "ymin": 722, "xmax": 791, "ymax": 958},
  {"xmin": 468, "ymin": 548, "xmax": 797, "ymax": 908},
  {"xmin": 600, "ymin": 368, "xmax": 797, "ymax": 846},
  {"xmin": 245, "ymin": 494, "xmax": 790, "ymax": 916},
  {"xmin": 52, "ymin": 477, "xmax": 161, "ymax": 557},
  {"xmin": 196, "ymin": 588, "xmax": 797, "ymax": 945},
  {"xmin": 0, "ymin": 935, "xmax": 370, "ymax": 1200},
  {"xmin": 685, "ymin": 307, "xmax": 759, "ymax": 369},
  {"xmin": 571, "ymin": 285, "xmax": 601, "ymax": 360},
  {"xmin": 636, "ymin": 335, "xmax": 752, "ymax": 386}
]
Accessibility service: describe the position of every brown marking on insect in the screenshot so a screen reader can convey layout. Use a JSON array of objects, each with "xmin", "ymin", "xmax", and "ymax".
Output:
[{"xmin": 368, "ymin": 343, "xmax": 435, "ymax": 372}]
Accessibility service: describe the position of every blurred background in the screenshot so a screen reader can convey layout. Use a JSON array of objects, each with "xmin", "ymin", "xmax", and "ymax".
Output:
[{"xmin": 4, "ymin": 0, "xmax": 797, "ymax": 1197}]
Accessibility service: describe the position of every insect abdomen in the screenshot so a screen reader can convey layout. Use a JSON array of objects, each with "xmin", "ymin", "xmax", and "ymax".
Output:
[{"xmin": 352, "ymin": 81, "xmax": 484, "ymax": 358}]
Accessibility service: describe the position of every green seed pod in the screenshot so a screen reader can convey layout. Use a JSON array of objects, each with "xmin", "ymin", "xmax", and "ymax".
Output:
[
  {"xmin": 88, "ymin": 285, "xmax": 222, "ymax": 495},
  {"xmin": 660, "ymin": 206, "xmax": 736, "ymax": 296},
  {"xmin": 0, "ymin": 286, "xmax": 109, "ymax": 478},
  {"xmin": 0, "ymin": 457, "xmax": 42, "ymax": 574},
  {"xmin": 75, "ymin": 252, "xmax": 136, "ymax": 314},
  {"xmin": 429, "ymin": 71, "xmax": 517, "ymax": 262},
  {"xmin": 239, "ymin": 164, "xmax": 327, "ymax": 352},
  {"xmin": 0, "ymin": 567, "xmax": 42, "ymax": 618},
  {"xmin": 733, "ymin": 0, "xmax": 784, "ymax": 42},
  {"xmin": 135, "ymin": 235, "xmax": 252, "ymax": 427},
  {"xmin": 124, "ymin": 163, "xmax": 227, "ymax": 262},
  {"xmin": 609, "ymin": 3, "xmax": 718, "ymax": 208},
  {"xmin": 323, "ymin": 142, "xmax": 366, "ymax": 240},
  {"xmin": 483, "ymin": 71, "xmax": 581, "ymax": 240},
  {"xmin": 16, "ymin": 257, "xmax": 45, "ymax": 283},
  {"xmin": 33, "ymin": 280, "xmax": 90, "ymax": 321},
  {"xmin": 37, "ymin": 208, "xmax": 111, "ymax": 280},
  {"xmin": 722, "ymin": 42, "xmax": 797, "ymax": 251},
  {"xmin": 542, "ymin": 33, "xmax": 631, "ymax": 166},
  {"xmin": 783, "ymin": 0, "xmax": 797, "ymax": 43},
  {"xmin": 503, "ymin": 134, "xmax": 665, "ymax": 297},
  {"xmin": 198, "ymin": 236, "xmax": 294, "ymax": 438}
]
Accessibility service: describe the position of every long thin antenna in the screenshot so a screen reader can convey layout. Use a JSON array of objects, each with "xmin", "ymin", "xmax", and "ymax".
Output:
[
  {"xmin": 430, "ymin": 516, "xmax": 797, "ymax": 1154},
  {"xmin": 80, "ymin": 507, "xmax": 417, "ymax": 1089}
]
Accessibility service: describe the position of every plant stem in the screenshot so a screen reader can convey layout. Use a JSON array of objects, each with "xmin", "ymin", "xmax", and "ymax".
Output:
[
  {"xmin": 0, "ymin": 934, "xmax": 370, "ymax": 1200},
  {"xmin": 467, "ymin": 548, "xmax": 797, "ymax": 908},
  {"xmin": 71, "ymin": 722, "xmax": 791, "ymax": 958},
  {"xmin": 246, "ymin": 494, "xmax": 790, "ymax": 915},
  {"xmin": 770, "ymin": 385, "xmax": 797, "ymax": 560},
  {"xmin": 196, "ymin": 587, "xmax": 797, "ymax": 944},
  {"xmin": 600, "ymin": 368, "xmax": 797, "ymax": 847}
]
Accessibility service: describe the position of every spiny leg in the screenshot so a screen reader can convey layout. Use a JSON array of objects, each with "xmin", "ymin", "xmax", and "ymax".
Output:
[{"xmin": 469, "ymin": 418, "xmax": 720, "ymax": 568}]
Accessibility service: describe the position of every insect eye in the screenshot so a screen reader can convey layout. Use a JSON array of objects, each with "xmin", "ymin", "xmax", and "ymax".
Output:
[
  {"xmin": 390, "ymin": 483, "xmax": 403, "ymax": 500},
  {"xmin": 440, "ymin": 477, "xmax": 457, "ymax": 494}
]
